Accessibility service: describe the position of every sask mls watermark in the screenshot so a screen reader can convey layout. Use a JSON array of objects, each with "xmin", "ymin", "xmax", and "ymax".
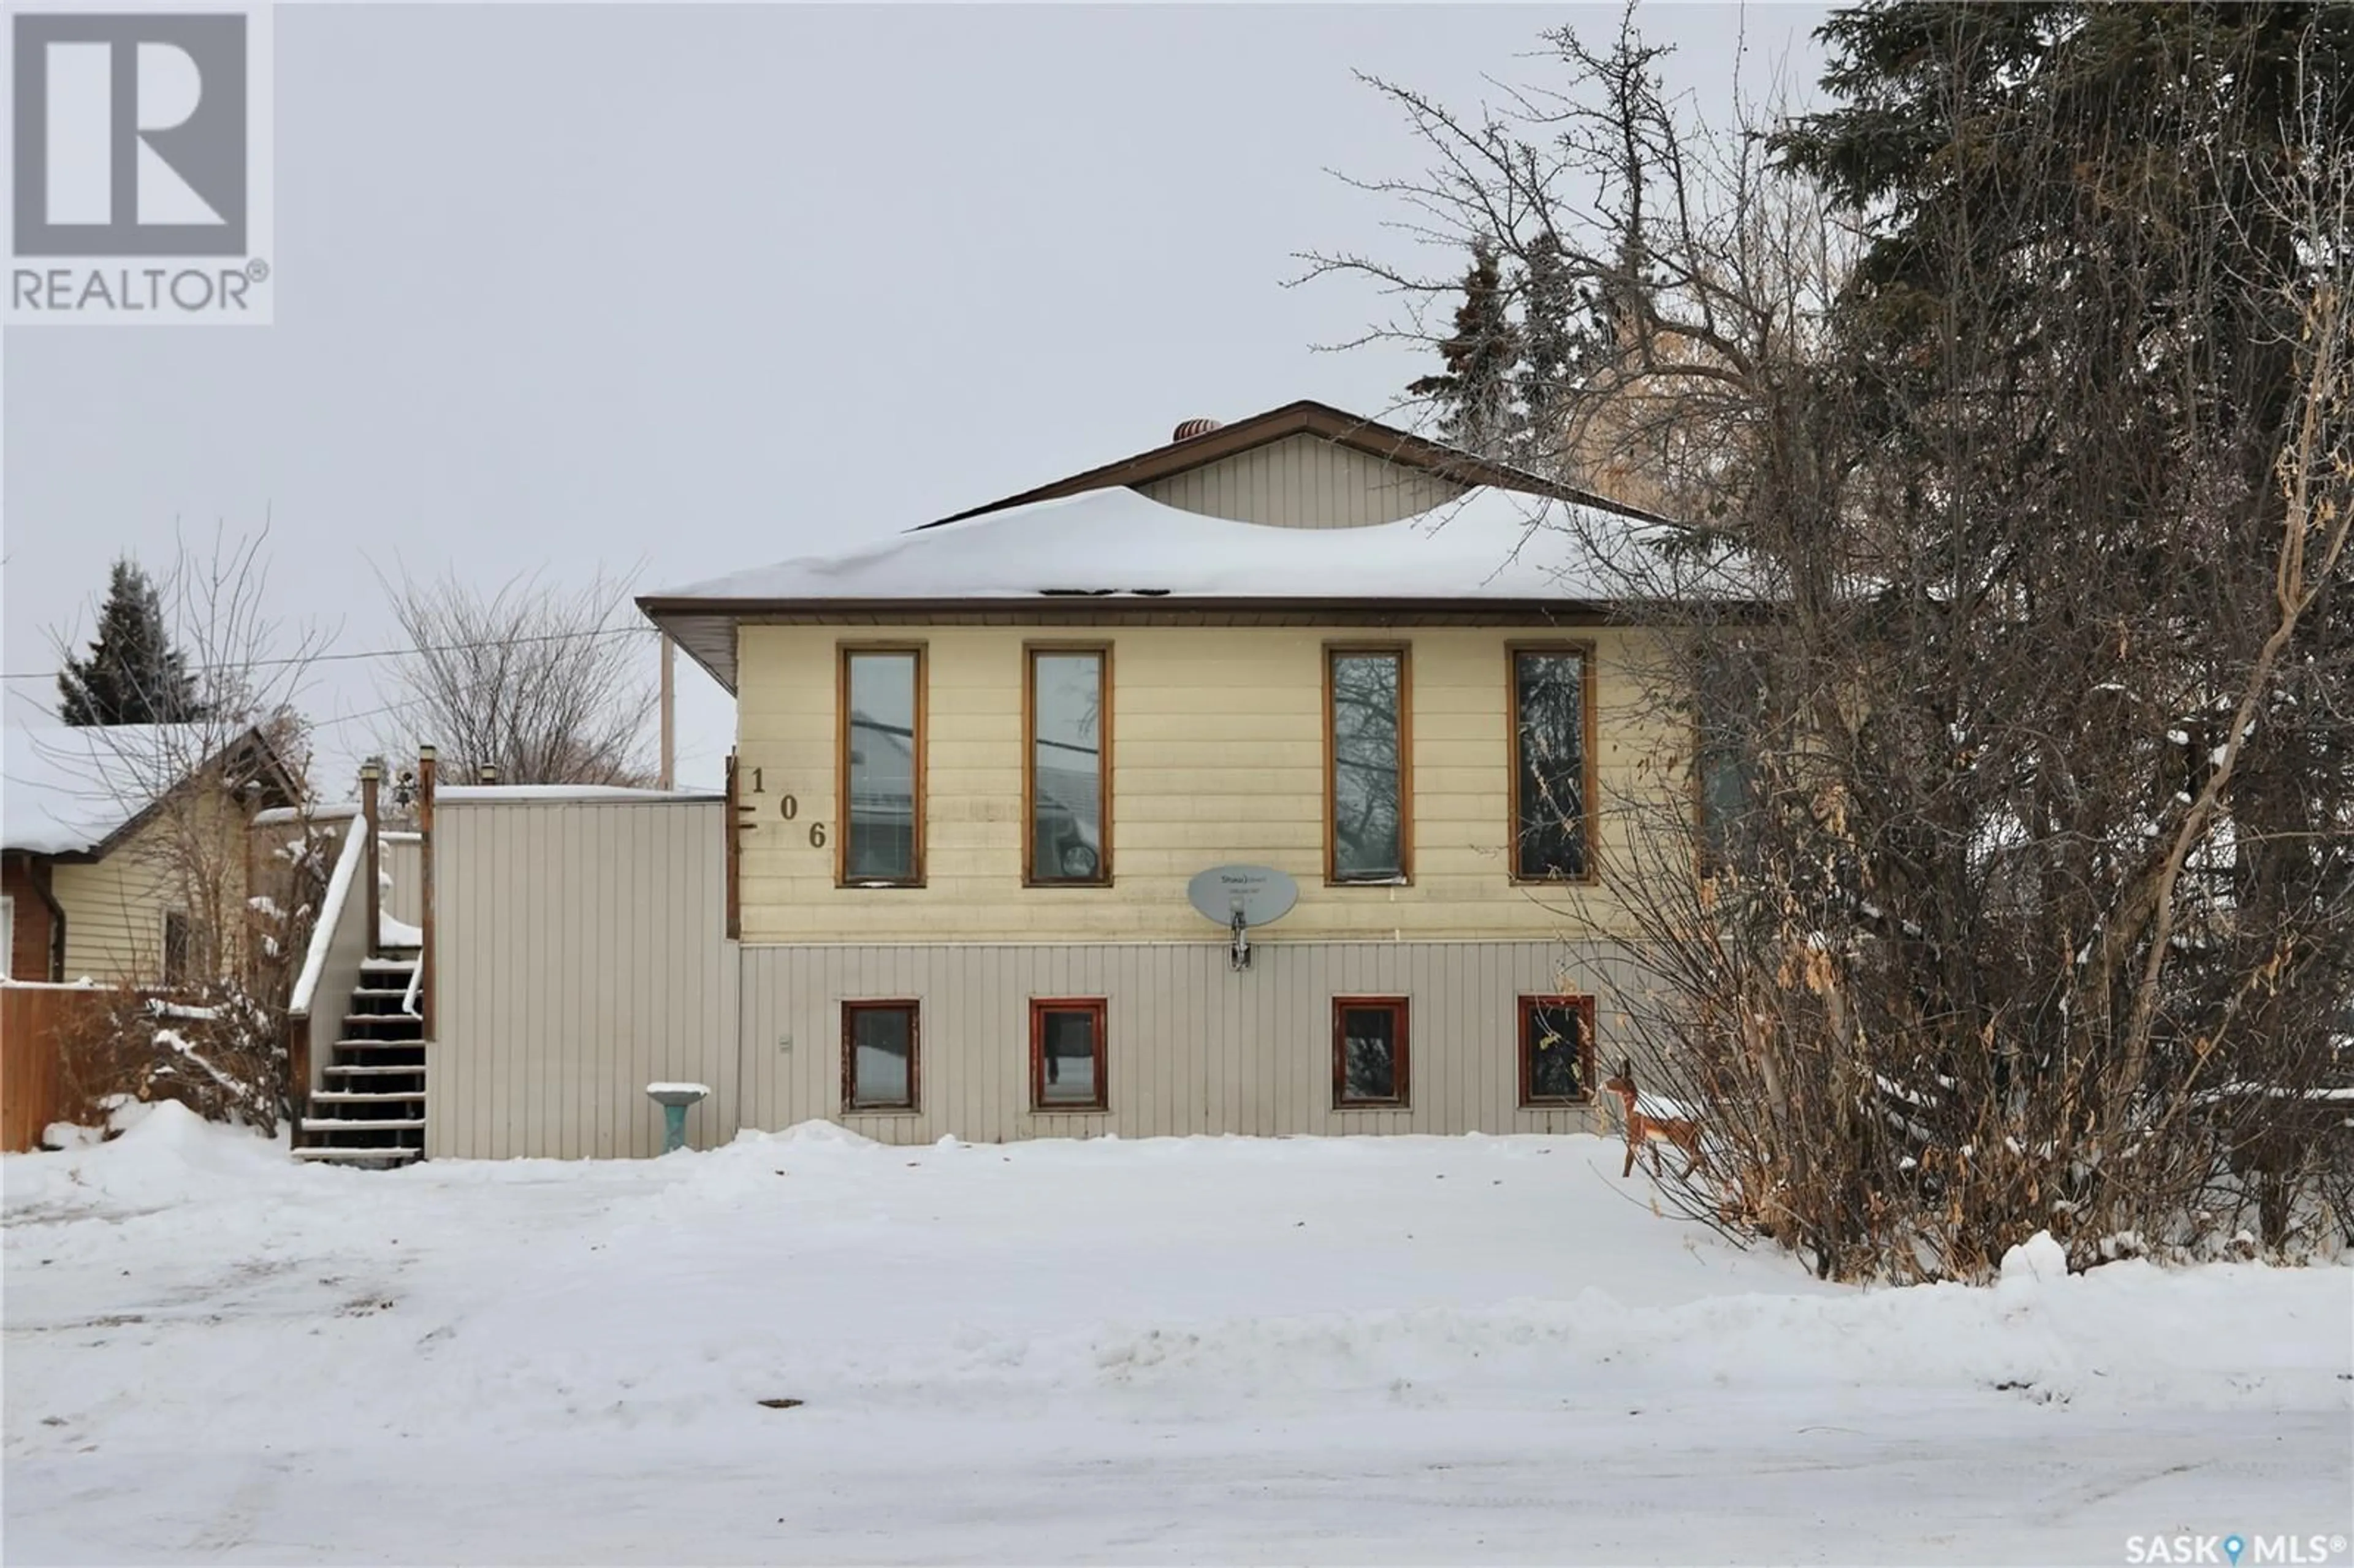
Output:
[
  {"xmin": 6, "ymin": 2, "xmax": 273, "ymax": 324},
  {"xmin": 2126, "ymin": 1534, "xmax": 2350, "ymax": 1565}
]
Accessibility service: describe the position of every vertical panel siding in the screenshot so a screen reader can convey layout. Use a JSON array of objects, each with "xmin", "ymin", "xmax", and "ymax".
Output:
[
  {"xmin": 381, "ymin": 835, "xmax": 423, "ymax": 929},
  {"xmin": 737, "ymin": 938, "xmax": 1642, "ymax": 1145},
  {"xmin": 430, "ymin": 798, "xmax": 734, "ymax": 1160},
  {"xmin": 1137, "ymin": 435, "xmax": 1469, "ymax": 528}
]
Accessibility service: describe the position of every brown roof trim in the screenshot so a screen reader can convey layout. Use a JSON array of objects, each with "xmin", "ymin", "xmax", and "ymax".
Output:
[
  {"xmin": 634, "ymin": 594, "xmax": 1696, "ymax": 695},
  {"xmin": 639, "ymin": 594, "xmax": 1628, "ymax": 620},
  {"xmin": 915, "ymin": 400, "xmax": 1663, "ymax": 530},
  {"xmin": 77, "ymin": 724, "xmax": 305, "ymax": 861}
]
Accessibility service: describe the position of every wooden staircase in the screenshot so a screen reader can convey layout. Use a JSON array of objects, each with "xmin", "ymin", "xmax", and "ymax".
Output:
[{"xmin": 293, "ymin": 948, "xmax": 426, "ymax": 1167}]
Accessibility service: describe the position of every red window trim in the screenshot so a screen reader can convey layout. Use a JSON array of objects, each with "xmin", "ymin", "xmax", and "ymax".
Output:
[
  {"xmin": 841, "ymin": 1000, "xmax": 921, "ymax": 1113},
  {"xmin": 1331, "ymin": 995, "xmax": 1411, "ymax": 1109},
  {"xmin": 1517, "ymin": 994, "xmax": 1598, "ymax": 1107},
  {"xmin": 1029, "ymin": 997, "xmax": 1108, "ymax": 1113}
]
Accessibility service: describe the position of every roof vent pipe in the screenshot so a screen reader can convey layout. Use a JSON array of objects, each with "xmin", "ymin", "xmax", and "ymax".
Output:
[{"xmin": 1171, "ymin": 417, "xmax": 1223, "ymax": 443}]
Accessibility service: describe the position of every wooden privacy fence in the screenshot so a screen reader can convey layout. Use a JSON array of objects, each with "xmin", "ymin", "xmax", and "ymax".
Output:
[{"xmin": 2, "ymin": 985, "xmax": 112, "ymax": 1151}]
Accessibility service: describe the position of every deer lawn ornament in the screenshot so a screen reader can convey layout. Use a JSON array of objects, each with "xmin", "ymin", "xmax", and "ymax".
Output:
[{"xmin": 1601, "ymin": 1057, "xmax": 1704, "ymax": 1179}]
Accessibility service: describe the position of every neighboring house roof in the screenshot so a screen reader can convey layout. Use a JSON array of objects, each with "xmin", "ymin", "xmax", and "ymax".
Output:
[
  {"xmin": 2, "ymin": 722, "xmax": 299, "ymax": 859},
  {"xmin": 918, "ymin": 399, "xmax": 1655, "ymax": 530}
]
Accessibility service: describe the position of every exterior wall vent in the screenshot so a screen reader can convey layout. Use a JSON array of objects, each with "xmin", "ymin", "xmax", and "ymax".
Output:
[{"xmin": 1170, "ymin": 417, "xmax": 1223, "ymax": 443}]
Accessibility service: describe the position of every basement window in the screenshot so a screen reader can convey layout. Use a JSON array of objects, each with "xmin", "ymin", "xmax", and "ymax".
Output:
[
  {"xmin": 1519, "ymin": 995, "xmax": 1596, "ymax": 1106},
  {"xmin": 842, "ymin": 1001, "xmax": 918, "ymax": 1113},
  {"xmin": 1031, "ymin": 999, "xmax": 1107, "ymax": 1112},
  {"xmin": 1333, "ymin": 997, "xmax": 1410, "ymax": 1109}
]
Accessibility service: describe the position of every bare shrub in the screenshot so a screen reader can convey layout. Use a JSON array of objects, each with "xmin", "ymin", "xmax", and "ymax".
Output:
[{"xmin": 54, "ymin": 983, "xmax": 286, "ymax": 1136}]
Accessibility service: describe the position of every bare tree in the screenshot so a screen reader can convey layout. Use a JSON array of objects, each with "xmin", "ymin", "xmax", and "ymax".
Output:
[
  {"xmin": 36, "ymin": 524, "xmax": 328, "ymax": 1129},
  {"xmin": 40, "ymin": 523, "xmax": 326, "ymax": 985},
  {"xmin": 370, "ymin": 565, "xmax": 658, "ymax": 786},
  {"xmin": 1312, "ymin": 5, "xmax": 2354, "ymax": 1277}
]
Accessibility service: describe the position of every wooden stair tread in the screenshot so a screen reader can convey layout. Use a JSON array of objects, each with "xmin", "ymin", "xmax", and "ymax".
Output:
[{"xmin": 293, "ymin": 1146, "xmax": 420, "ymax": 1163}]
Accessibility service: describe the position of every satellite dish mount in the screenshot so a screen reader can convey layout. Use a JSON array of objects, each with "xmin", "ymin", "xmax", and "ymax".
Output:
[{"xmin": 1187, "ymin": 866, "xmax": 1299, "ymax": 974}]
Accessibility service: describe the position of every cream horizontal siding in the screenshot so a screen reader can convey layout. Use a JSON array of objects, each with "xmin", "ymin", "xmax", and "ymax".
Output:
[
  {"xmin": 1138, "ymin": 435, "xmax": 1469, "ymax": 527},
  {"xmin": 51, "ymin": 853, "xmax": 169, "ymax": 984},
  {"xmin": 737, "ymin": 938, "xmax": 1639, "ymax": 1146},
  {"xmin": 51, "ymin": 796, "xmax": 250, "ymax": 984},
  {"xmin": 429, "ymin": 798, "xmax": 736, "ymax": 1160},
  {"xmin": 736, "ymin": 622, "xmax": 1685, "ymax": 945}
]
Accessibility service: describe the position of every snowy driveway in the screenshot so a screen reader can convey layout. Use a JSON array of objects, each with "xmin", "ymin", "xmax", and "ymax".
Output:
[{"xmin": 6, "ymin": 1108, "xmax": 2348, "ymax": 1564}]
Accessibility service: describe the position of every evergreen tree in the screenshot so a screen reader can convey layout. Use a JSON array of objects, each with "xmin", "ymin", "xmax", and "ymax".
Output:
[
  {"xmin": 56, "ymin": 558, "xmax": 207, "ymax": 726},
  {"xmin": 1407, "ymin": 237, "xmax": 1522, "ymax": 457},
  {"xmin": 1514, "ymin": 232, "xmax": 1607, "ymax": 466}
]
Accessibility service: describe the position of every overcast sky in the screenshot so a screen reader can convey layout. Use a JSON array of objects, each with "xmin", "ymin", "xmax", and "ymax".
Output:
[{"xmin": 2, "ymin": 2, "xmax": 1827, "ymax": 794}]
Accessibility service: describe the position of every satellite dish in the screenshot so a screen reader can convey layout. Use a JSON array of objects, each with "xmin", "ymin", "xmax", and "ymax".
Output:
[{"xmin": 1188, "ymin": 865, "xmax": 1297, "ymax": 972}]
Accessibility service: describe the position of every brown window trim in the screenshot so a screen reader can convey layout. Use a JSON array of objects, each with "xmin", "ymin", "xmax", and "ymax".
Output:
[
  {"xmin": 1323, "ymin": 643, "xmax": 1413, "ymax": 886},
  {"xmin": 1029, "ymin": 997, "xmax": 1108, "ymax": 1113},
  {"xmin": 841, "ymin": 1000, "xmax": 921, "ymax": 1113},
  {"xmin": 1331, "ymin": 995, "xmax": 1411, "ymax": 1109},
  {"xmin": 1506, "ymin": 640, "xmax": 1600, "ymax": 886},
  {"xmin": 836, "ymin": 642, "xmax": 928, "ymax": 888},
  {"xmin": 1022, "ymin": 643, "xmax": 1114, "ymax": 888},
  {"xmin": 1517, "ymin": 994, "xmax": 1598, "ymax": 1107}
]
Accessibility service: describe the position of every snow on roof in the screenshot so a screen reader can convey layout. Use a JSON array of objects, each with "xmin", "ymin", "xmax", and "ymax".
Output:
[
  {"xmin": 650, "ymin": 485, "xmax": 1732, "ymax": 606},
  {"xmin": 2, "ymin": 723, "xmax": 229, "ymax": 857}
]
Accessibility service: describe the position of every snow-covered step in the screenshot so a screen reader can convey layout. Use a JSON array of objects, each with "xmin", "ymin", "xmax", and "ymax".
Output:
[
  {"xmin": 302, "ymin": 1117, "xmax": 425, "ymax": 1134},
  {"xmin": 310, "ymin": 1090, "xmax": 425, "ymax": 1105},
  {"xmin": 326, "ymin": 1064, "xmax": 425, "ymax": 1078},
  {"xmin": 292, "ymin": 1145, "xmax": 420, "ymax": 1165}
]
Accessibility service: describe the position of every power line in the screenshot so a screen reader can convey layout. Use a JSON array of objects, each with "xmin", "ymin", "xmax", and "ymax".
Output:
[{"xmin": 1, "ymin": 623, "xmax": 658, "ymax": 682}]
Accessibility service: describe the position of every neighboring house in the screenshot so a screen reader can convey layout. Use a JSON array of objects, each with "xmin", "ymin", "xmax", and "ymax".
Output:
[
  {"xmin": 559, "ymin": 396, "xmax": 1743, "ymax": 1149},
  {"xmin": 1, "ymin": 723, "xmax": 302, "ymax": 984}
]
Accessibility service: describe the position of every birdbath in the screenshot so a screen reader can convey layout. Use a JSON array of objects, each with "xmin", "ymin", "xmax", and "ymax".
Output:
[{"xmin": 645, "ymin": 1083, "xmax": 711, "ymax": 1154}]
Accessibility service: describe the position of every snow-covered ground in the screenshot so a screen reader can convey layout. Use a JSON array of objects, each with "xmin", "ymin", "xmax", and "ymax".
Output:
[{"xmin": 6, "ymin": 1108, "xmax": 2348, "ymax": 1566}]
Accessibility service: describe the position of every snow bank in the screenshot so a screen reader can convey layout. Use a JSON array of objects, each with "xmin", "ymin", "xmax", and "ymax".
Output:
[{"xmin": 6, "ymin": 1119, "xmax": 2345, "ymax": 1564}]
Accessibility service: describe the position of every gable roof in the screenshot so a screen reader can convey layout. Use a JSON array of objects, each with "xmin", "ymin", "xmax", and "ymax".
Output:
[
  {"xmin": 918, "ymin": 399, "xmax": 1655, "ymax": 529},
  {"xmin": 2, "ymin": 722, "xmax": 301, "ymax": 859}
]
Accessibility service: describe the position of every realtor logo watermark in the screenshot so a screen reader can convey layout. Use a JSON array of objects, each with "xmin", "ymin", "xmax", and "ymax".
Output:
[
  {"xmin": 2127, "ymin": 1534, "xmax": 2349, "ymax": 1564},
  {"xmin": 6, "ymin": 2, "xmax": 273, "ymax": 323}
]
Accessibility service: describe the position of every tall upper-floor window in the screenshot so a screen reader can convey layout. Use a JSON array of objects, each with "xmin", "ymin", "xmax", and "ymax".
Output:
[
  {"xmin": 1510, "ymin": 644, "xmax": 1593, "ymax": 881},
  {"xmin": 1696, "ymin": 644, "xmax": 1767, "ymax": 872},
  {"xmin": 839, "ymin": 646, "xmax": 924, "ymax": 886},
  {"xmin": 1027, "ymin": 647, "xmax": 1110, "ymax": 885},
  {"xmin": 1327, "ymin": 646, "xmax": 1410, "ymax": 883}
]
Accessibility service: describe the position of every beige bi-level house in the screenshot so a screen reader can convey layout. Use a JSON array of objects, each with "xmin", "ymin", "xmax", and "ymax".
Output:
[{"xmin": 615, "ymin": 398, "xmax": 1712, "ymax": 1147}]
